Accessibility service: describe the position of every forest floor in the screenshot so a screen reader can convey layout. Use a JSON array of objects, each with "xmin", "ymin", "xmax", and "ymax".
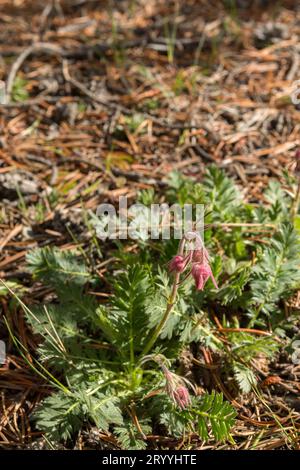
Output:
[{"xmin": 0, "ymin": 0, "xmax": 300, "ymax": 450}]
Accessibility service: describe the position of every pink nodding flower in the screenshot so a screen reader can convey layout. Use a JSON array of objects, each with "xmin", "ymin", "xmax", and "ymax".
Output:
[
  {"xmin": 162, "ymin": 365, "xmax": 192, "ymax": 410},
  {"xmin": 192, "ymin": 248, "xmax": 210, "ymax": 264},
  {"xmin": 168, "ymin": 231, "xmax": 219, "ymax": 292},
  {"xmin": 168, "ymin": 255, "xmax": 188, "ymax": 273},
  {"xmin": 173, "ymin": 385, "xmax": 191, "ymax": 410},
  {"xmin": 191, "ymin": 262, "xmax": 218, "ymax": 290}
]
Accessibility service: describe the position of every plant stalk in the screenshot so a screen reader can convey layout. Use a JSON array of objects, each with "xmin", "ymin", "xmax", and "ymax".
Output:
[
  {"xmin": 140, "ymin": 237, "xmax": 186, "ymax": 357},
  {"xmin": 291, "ymin": 178, "xmax": 300, "ymax": 221}
]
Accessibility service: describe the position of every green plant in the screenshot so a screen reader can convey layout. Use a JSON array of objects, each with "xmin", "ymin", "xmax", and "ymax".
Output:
[
  {"xmin": 12, "ymin": 76, "xmax": 29, "ymax": 102},
  {"xmin": 164, "ymin": 6, "xmax": 179, "ymax": 65},
  {"xmin": 7, "ymin": 165, "xmax": 300, "ymax": 448},
  {"xmin": 19, "ymin": 247, "xmax": 236, "ymax": 448}
]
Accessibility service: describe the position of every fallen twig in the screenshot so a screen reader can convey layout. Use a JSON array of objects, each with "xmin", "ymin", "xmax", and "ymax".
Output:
[{"xmin": 5, "ymin": 42, "xmax": 63, "ymax": 104}]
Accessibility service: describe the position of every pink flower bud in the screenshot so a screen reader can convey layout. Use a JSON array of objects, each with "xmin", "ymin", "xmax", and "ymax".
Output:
[
  {"xmin": 162, "ymin": 364, "xmax": 192, "ymax": 410},
  {"xmin": 192, "ymin": 248, "xmax": 210, "ymax": 264},
  {"xmin": 168, "ymin": 255, "xmax": 186, "ymax": 273},
  {"xmin": 191, "ymin": 262, "xmax": 218, "ymax": 290},
  {"xmin": 173, "ymin": 385, "xmax": 191, "ymax": 410}
]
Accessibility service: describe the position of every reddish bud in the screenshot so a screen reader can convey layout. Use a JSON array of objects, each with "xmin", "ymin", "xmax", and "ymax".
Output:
[
  {"xmin": 191, "ymin": 263, "xmax": 218, "ymax": 290},
  {"xmin": 168, "ymin": 255, "xmax": 186, "ymax": 273},
  {"xmin": 192, "ymin": 248, "xmax": 210, "ymax": 264},
  {"xmin": 173, "ymin": 385, "xmax": 191, "ymax": 410},
  {"xmin": 162, "ymin": 364, "xmax": 192, "ymax": 410}
]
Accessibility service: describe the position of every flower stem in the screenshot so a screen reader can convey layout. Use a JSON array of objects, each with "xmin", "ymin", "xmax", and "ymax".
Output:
[
  {"xmin": 140, "ymin": 237, "xmax": 186, "ymax": 358},
  {"xmin": 291, "ymin": 178, "xmax": 300, "ymax": 221}
]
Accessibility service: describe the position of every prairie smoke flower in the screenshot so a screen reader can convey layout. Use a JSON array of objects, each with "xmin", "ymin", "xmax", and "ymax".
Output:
[
  {"xmin": 168, "ymin": 253, "xmax": 191, "ymax": 273},
  {"xmin": 192, "ymin": 248, "xmax": 210, "ymax": 264},
  {"xmin": 191, "ymin": 262, "xmax": 218, "ymax": 291},
  {"xmin": 141, "ymin": 356, "xmax": 194, "ymax": 410},
  {"xmin": 168, "ymin": 255, "xmax": 187, "ymax": 273},
  {"xmin": 173, "ymin": 385, "xmax": 192, "ymax": 410},
  {"xmin": 169, "ymin": 231, "xmax": 218, "ymax": 291},
  {"xmin": 162, "ymin": 364, "xmax": 193, "ymax": 410}
]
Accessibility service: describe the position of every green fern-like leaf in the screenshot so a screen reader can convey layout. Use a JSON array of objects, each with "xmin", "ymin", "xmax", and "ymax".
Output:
[
  {"xmin": 150, "ymin": 391, "xmax": 236, "ymax": 442},
  {"xmin": 195, "ymin": 391, "xmax": 236, "ymax": 441},
  {"xmin": 230, "ymin": 332, "xmax": 279, "ymax": 361},
  {"xmin": 96, "ymin": 265, "xmax": 151, "ymax": 356},
  {"xmin": 217, "ymin": 264, "xmax": 251, "ymax": 306},
  {"xmin": 249, "ymin": 222, "xmax": 300, "ymax": 326},
  {"xmin": 34, "ymin": 392, "xmax": 84, "ymax": 442},
  {"xmin": 233, "ymin": 362, "xmax": 257, "ymax": 393},
  {"xmin": 263, "ymin": 180, "xmax": 291, "ymax": 222},
  {"xmin": 203, "ymin": 166, "xmax": 242, "ymax": 221},
  {"xmin": 27, "ymin": 246, "xmax": 91, "ymax": 293},
  {"xmin": 150, "ymin": 394, "xmax": 189, "ymax": 438},
  {"xmin": 34, "ymin": 390, "xmax": 122, "ymax": 442},
  {"xmin": 79, "ymin": 391, "xmax": 123, "ymax": 430},
  {"xmin": 115, "ymin": 419, "xmax": 151, "ymax": 450},
  {"xmin": 166, "ymin": 171, "xmax": 204, "ymax": 206}
]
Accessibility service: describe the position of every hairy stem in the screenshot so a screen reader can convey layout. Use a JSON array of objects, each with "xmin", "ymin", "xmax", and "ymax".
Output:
[
  {"xmin": 291, "ymin": 178, "xmax": 300, "ymax": 221},
  {"xmin": 141, "ymin": 237, "xmax": 186, "ymax": 357}
]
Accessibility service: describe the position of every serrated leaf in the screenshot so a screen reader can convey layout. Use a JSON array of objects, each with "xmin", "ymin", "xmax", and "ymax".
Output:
[
  {"xmin": 233, "ymin": 363, "xmax": 257, "ymax": 393},
  {"xmin": 26, "ymin": 246, "xmax": 91, "ymax": 293},
  {"xmin": 195, "ymin": 392, "xmax": 236, "ymax": 442}
]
